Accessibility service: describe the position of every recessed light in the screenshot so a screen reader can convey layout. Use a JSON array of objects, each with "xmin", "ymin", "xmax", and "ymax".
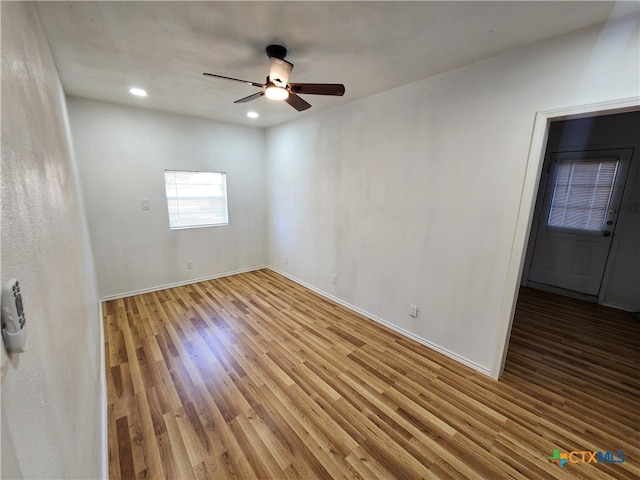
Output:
[
  {"xmin": 247, "ymin": 111, "xmax": 259, "ymax": 119},
  {"xmin": 129, "ymin": 87, "xmax": 147, "ymax": 97}
]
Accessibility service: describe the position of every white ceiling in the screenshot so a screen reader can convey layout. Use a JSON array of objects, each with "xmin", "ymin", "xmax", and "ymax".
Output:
[{"xmin": 35, "ymin": 1, "xmax": 637, "ymax": 128}]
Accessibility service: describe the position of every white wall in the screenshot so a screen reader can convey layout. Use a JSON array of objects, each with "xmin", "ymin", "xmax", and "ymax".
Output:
[
  {"xmin": 67, "ymin": 99, "xmax": 266, "ymax": 299},
  {"xmin": 603, "ymin": 151, "xmax": 640, "ymax": 310},
  {"xmin": 266, "ymin": 16, "xmax": 640, "ymax": 374},
  {"xmin": 1, "ymin": 3, "xmax": 103, "ymax": 478}
]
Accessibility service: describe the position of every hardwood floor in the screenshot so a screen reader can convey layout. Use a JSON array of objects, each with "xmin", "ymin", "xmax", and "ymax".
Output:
[{"xmin": 104, "ymin": 269, "xmax": 639, "ymax": 479}]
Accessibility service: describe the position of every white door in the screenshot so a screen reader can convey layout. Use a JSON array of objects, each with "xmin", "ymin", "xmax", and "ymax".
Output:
[{"xmin": 528, "ymin": 149, "xmax": 631, "ymax": 295}]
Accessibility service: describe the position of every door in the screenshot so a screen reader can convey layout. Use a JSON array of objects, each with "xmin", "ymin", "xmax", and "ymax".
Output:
[{"xmin": 528, "ymin": 149, "xmax": 631, "ymax": 295}]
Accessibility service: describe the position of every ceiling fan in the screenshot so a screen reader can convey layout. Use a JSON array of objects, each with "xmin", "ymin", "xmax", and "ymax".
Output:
[{"xmin": 203, "ymin": 45, "xmax": 345, "ymax": 111}]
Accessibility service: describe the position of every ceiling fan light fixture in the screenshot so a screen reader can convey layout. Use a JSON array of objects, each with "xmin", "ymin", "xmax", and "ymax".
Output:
[{"xmin": 264, "ymin": 85, "xmax": 289, "ymax": 101}]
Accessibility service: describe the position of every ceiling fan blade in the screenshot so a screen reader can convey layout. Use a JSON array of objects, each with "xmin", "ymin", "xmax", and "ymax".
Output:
[
  {"xmin": 289, "ymin": 83, "xmax": 345, "ymax": 96},
  {"xmin": 285, "ymin": 93, "xmax": 312, "ymax": 111},
  {"xmin": 268, "ymin": 57, "xmax": 293, "ymax": 87},
  {"xmin": 203, "ymin": 72, "xmax": 263, "ymax": 88},
  {"xmin": 234, "ymin": 91, "xmax": 265, "ymax": 104}
]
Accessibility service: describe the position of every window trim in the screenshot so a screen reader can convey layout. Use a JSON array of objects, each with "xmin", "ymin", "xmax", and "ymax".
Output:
[{"xmin": 164, "ymin": 169, "xmax": 229, "ymax": 230}]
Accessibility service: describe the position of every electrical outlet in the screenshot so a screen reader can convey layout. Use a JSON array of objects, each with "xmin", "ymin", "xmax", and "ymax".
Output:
[
  {"xmin": 141, "ymin": 199, "xmax": 150, "ymax": 210},
  {"xmin": 186, "ymin": 261, "xmax": 193, "ymax": 269},
  {"xmin": 331, "ymin": 274, "xmax": 338, "ymax": 284},
  {"xmin": 409, "ymin": 304, "xmax": 418, "ymax": 318}
]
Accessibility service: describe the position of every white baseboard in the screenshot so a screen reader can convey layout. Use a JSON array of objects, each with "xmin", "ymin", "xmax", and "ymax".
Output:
[
  {"xmin": 98, "ymin": 301, "xmax": 108, "ymax": 480},
  {"xmin": 99, "ymin": 265, "xmax": 267, "ymax": 301},
  {"xmin": 268, "ymin": 267, "xmax": 492, "ymax": 377},
  {"xmin": 601, "ymin": 301, "xmax": 639, "ymax": 313},
  {"xmin": 526, "ymin": 282, "xmax": 638, "ymax": 313}
]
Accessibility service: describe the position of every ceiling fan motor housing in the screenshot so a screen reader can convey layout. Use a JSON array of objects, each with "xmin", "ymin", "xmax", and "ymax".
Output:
[{"xmin": 266, "ymin": 44, "xmax": 287, "ymax": 59}]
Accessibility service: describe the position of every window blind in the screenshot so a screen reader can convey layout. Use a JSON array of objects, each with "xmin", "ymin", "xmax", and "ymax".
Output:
[
  {"xmin": 547, "ymin": 159, "xmax": 618, "ymax": 232},
  {"xmin": 164, "ymin": 170, "xmax": 228, "ymax": 230}
]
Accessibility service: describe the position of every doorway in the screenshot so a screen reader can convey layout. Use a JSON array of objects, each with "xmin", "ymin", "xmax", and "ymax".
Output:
[
  {"xmin": 521, "ymin": 111, "xmax": 640, "ymax": 305},
  {"xmin": 492, "ymin": 103, "xmax": 640, "ymax": 380}
]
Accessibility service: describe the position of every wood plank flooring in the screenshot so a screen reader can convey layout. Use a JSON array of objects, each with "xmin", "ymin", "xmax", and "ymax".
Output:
[{"xmin": 104, "ymin": 269, "xmax": 639, "ymax": 479}]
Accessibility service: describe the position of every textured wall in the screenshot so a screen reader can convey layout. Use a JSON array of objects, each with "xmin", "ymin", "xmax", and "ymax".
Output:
[
  {"xmin": 266, "ymin": 16, "xmax": 640, "ymax": 374},
  {"xmin": 67, "ymin": 98, "xmax": 266, "ymax": 299},
  {"xmin": 1, "ymin": 2, "xmax": 104, "ymax": 478}
]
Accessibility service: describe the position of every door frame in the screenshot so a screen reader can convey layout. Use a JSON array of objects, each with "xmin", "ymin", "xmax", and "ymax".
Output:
[{"xmin": 490, "ymin": 97, "xmax": 640, "ymax": 379}]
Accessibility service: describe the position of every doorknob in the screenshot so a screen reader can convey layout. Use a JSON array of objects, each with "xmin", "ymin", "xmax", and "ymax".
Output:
[{"xmin": 603, "ymin": 231, "xmax": 612, "ymax": 237}]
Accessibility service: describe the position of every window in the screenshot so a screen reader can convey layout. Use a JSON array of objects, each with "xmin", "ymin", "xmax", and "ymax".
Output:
[
  {"xmin": 547, "ymin": 158, "xmax": 619, "ymax": 232},
  {"xmin": 164, "ymin": 170, "xmax": 228, "ymax": 230}
]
